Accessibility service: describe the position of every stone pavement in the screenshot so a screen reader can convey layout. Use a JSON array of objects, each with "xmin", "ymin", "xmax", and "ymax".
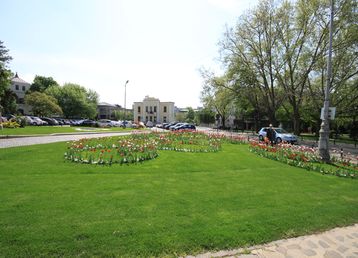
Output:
[{"xmin": 186, "ymin": 224, "xmax": 358, "ymax": 258}]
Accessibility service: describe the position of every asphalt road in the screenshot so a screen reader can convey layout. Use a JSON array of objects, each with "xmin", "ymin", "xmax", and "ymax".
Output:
[{"xmin": 1, "ymin": 127, "xmax": 357, "ymax": 158}]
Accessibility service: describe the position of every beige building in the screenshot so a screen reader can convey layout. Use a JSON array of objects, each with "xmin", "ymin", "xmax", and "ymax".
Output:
[
  {"xmin": 10, "ymin": 73, "xmax": 32, "ymax": 115},
  {"xmin": 133, "ymin": 96, "xmax": 174, "ymax": 124}
]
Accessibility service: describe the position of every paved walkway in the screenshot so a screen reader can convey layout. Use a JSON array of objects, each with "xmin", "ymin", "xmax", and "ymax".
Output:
[
  {"xmin": 0, "ymin": 132, "xmax": 132, "ymax": 148},
  {"xmin": 186, "ymin": 224, "xmax": 358, "ymax": 258}
]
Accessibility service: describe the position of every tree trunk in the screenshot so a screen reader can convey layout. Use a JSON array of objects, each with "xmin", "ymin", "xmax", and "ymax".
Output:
[{"xmin": 292, "ymin": 108, "xmax": 301, "ymax": 135}]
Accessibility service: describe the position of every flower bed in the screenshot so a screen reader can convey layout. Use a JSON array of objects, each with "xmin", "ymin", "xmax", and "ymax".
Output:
[
  {"xmin": 64, "ymin": 135, "xmax": 158, "ymax": 165},
  {"xmin": 249, "ymin": 140, "xmax": 357, "ymax": 179},
  {"xmin": 65, "ymin": 130, "xmax": 232, "ymax": 165}
]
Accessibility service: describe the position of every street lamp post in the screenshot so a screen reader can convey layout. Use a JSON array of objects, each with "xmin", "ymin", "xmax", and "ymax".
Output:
[
  {"xmin": 124, "ymin": 80, "xmax": 129, "ymax": 122},
  {"xmin": 318, "ymin": 0, "xmax": 334, "ymax": 162}
]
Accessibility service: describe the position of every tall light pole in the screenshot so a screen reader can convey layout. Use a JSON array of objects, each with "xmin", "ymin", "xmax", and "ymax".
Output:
[
  {"xmin": 124, "ymin": 80, "xmax": 129, "ymax": 122},
  {"xmin": 318, "ymin": 0, "xmax": 334, "ymax": 162}
]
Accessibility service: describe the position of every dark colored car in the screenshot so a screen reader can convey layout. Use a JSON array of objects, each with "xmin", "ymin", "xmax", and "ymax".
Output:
[
  {"xmin": 80, "ymin": 119, "xmax": 96, "ymax": 126},
  {"xmin": 164, "ymin": 122, "xmax": 178, "ymax": 130},
  {"xmin": 173, "ymin": 123, "xmax": 196, "ymax": 131},
  {"xmin": 40, "ymin": 117, "xmax": 59, "ymax": 126}
]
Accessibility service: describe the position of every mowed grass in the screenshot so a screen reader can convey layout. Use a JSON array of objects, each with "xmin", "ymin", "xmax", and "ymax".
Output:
[
  {"xmin": 0, "ymin": 126, "xmax": 136, "ymax": 136},
  {"xmin": 0, "ymin": 142, "xmax": 357, "ymax": 257}
]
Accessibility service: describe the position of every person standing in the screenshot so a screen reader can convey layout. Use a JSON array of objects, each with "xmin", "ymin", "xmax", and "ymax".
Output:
[{"xmin": 266, "ymin": 124, "xmax": 276, "ymax": 146}]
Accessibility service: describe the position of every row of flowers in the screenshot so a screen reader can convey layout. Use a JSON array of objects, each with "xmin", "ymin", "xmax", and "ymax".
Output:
[
  {"xmin": 249, "ymin": 140, "xmax": 357, "ymax": 179},
  {"xmin": 64, "ymin": 130, "xmax": 240, "ymax": 165}
]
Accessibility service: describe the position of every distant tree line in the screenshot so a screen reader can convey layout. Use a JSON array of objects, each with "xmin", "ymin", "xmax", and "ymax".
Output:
[{"xmin": 200, "ymin": 0, "xmax": 357, "ymax": 138}]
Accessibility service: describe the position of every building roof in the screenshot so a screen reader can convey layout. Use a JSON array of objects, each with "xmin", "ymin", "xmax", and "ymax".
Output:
[
  {"xmin": 143, "ymin": 95, "xmax": 159, "ymax": 101},
  {"xmin": 98, "ymin": 102, "xmax": 117, "ymax": 107},
  {"xmin": 11, "ymin": 72, "xmax": 30, "ymax": 85}
]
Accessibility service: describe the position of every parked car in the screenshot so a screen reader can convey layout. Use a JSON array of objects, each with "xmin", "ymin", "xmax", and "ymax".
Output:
[
  {"xmin": 170, "ymin": 123, "xmax": 185, "ymax": 130},
  {"xmin": 40, "ymin": 117, "xmax": 59, "ymax": 126},
  {"xmin": 170, "ymin": 123, "xmax": 186, "ymax": 130},
  {"xmin": 110, "ymin": 120, "xmax": 122, "ymax": 127},
  {"xmin": 164, "ymin": 122, "xmax": 179, "ymax": 130},
  {"xmin": 71, "ymin": 119, "xmax": 84, "ymax": 126},
  {"xmin": 258, "ymin": 127, "xmax": 298, "ymax": 144},
  {"xmin": 24, "ymin": 116, "xmax": 36, "ymax": 125},
  {"xmin": 97, "ymin": 119, "xmax": 113, "ymax": 127},
  {"xmin": 146, "ymin": 121, "xmax": 154, "ymax": 128},
  {"xmin": 173, "ymin": 123, "xmax": 196, "ymax": 131},
  {"xmin": 80, "ymin": 119, "xmax": 96, "ymax": 127},
  {"xmin": 30, "ymin": 116, "xmax": 48, "ymax": 126}
]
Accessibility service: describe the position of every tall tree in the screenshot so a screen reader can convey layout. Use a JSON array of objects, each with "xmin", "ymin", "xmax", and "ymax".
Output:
[
  {"xmin": 29, "ymin": 75, "xmax": 58, "ymax": 93},
  {"xmin": 46, "ymin": 83, "xmax": 99, "ymax": 119},
  {"xmin": 195, "ymin": 108, "xmax": 216, "ymax": 125},
  {"xmin": 185, "ymin": 107, "xmax": 195, "ymax": 123},
  {"xmin": 25, "ymin": 92, "xmax": 63, "ymax": 117},
  {"xmin": 201, "ymin": 72, "xmax": 235, "ymax": 129},
  {"xmin": 220, "ymin": 0, "xmax": 283, "ymax": 125},
  {"xmin": 0, "ymin": 88, "xmax": 17, "ymax": 114},
  {"xmin": 0, "ymin": 41, "xmax": 13, "ymax": 113}
]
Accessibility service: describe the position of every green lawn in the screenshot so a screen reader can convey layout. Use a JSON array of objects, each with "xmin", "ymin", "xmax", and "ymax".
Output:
[
  {"xmin": 0, "ymin": 142, "xmax": 357, "ymax": 257},
  {"xmin": 300, "ymin": 133, "xmax": 357, "ymax": 145},
  {"xmin": 0, "ymin": 126, "xmax": 136, "ymax": 136}
]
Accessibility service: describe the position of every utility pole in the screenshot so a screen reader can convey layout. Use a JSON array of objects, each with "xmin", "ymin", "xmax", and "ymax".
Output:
[
  {"xmin": 318, "ymin": 0, "xmax": 334, "ymax": 162},
  {"xmin": 124, "ymin": 80, "xmax": 129, "ymax": 122}
]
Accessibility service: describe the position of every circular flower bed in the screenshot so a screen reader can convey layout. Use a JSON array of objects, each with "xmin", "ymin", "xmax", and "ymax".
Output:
[{"xmin": 64, "ymin": 135, "xmax": 158, "ymax": 165}]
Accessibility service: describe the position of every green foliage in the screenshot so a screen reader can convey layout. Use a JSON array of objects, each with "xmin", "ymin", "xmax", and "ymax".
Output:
[
  {"xmin": 29, "ymin": 75, "xmax": 58, "ymax": 93},
  {"xmin": 0, "ymin": 88, "xmax": 17, "ymax": 114},
  {"xmin": 195, "ymin": 108, "xmax": 215, "ymax": 125},
  {"xmin": 185, "ymin": 107, "xmax": 195, "ymax": 123},
  {"xmin": 1, "ymin": 121, "xmax": 20, "ymax": 128},
  {"xmin": 0, "ymin": 41, "xmax": 13, "ymax": 114},
  {"xmin": 200, "ymin": 71, "xmax": 235, "ymax": 128},
  {"xmin": 46, "ymin": 83, "xmax": 99, "ymax": 119},
  {"xmin": 25, "ymin": 91, "xmax": 63, "ymax": 117},
  {"xmin": 212, "ymin": 0, "xmax": 357, "ymax": 134},
  {"xmin": 112, "ymin": 110, "xmax": 133, "ymax": 121},
  {"xmin": 175, "ymin": 112, "xmax": 186, "ymax": 122}
]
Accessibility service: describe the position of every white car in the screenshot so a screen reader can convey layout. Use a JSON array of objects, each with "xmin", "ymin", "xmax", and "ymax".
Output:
[
  {"xmin": 258, "ymin": 127, "xmax": 298, "ymax": 144},
  {"xmin": 30, "ymin": 116, "xmax": 48, "ymax": 125}
]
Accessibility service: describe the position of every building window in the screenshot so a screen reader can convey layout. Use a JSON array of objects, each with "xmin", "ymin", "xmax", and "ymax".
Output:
[
  {"xmin": 146, "ymin": 106, "xmax": 148, "ymax": 112},
  {"xmin": 15, "ymin": 85, "xmax": 19, "ymax": 90},
  {"xmin": 138, "ymin": 106, "xmax": 141, "ymax": 113},
  {"xmin": 154, "ymin": 106, "xmax": 157, "ymax": 112},
  {"xmin": 154, "ymin": 116, "xmax": 157, "ymax": 122},
  {"xmin": 138, "ymin": 116, "xmax": 141, "ymax": 122},
  {"xmin": 163, "ymin": 116, "xmax": 167, "ymax": 123},
  {"xmin": 163, "ymin": 106, "xmax": 167, "ymax": 113},
  {"xmin": 145, "ymin": 116, "xmax": 148, "ymax": 122},
  {"xmin": 18, "ymin": 98, "xmax": 24, "ymax": 104},
  {"xmin": 149, "ymin": 116, "xmax": 152, "ymax": 122},
  {"xmin": 22, "ymin": 86, "xmax": 26, "ymax": 91},
  {"xmin": 150, "ymin": 106, "xmax": 152, "ymax": 113}
]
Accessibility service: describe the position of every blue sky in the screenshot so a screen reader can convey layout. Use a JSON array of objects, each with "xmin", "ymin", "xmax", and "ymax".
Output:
[{"xmin": 1, "ymin": 0, "xmax": 258, "ymax": 108}]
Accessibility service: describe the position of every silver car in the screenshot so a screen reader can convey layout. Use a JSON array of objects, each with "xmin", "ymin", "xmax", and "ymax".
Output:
[{"xmin": 258, "ymin": 127, "xmax": 298, "ymax": 144}]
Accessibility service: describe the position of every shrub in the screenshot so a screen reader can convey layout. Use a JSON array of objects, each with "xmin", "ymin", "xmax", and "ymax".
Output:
[{"xmin": 1, "ymin": 121, "xmax": 20, "ymax": 128}]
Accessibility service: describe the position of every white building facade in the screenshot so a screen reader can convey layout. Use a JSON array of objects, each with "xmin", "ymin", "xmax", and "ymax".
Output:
[
  {"xmin": 133, "ymin": 96, "xmax": 174, "ymax": 124},
  {"xmin": 10, "ymin": 73, "xmax": 32, "ymax": 115}
]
